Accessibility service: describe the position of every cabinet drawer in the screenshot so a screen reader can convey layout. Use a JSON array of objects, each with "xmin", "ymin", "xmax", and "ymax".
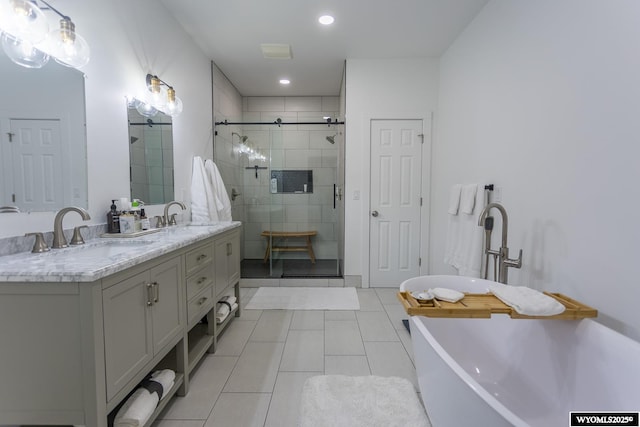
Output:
[
  {"xmin": 186, "ymin": 264, "xmax": 214, "ymax": 301},
  {"xmin": 185, "ymin": 243, "xmax": 213, "ymax": 276},
  {"xmin": 187, "ymin": 286, "xmax": 214, "ymax": 327}
]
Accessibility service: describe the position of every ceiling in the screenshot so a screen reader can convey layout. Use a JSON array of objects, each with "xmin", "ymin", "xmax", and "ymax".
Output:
[{"xmin": 159, "ymin": 0, "xmax": 489, "ymax": 97}]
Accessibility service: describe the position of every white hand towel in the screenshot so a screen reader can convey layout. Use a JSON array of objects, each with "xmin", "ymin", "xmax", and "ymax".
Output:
[
  {"xmin": 216, "ymin": 303, "xmax": 230, "ymax": 318},
  {"xmin": 114, "ymin": 387, "xmax": 159, "ymax": 427},
  {"xmin": 204, "ymin": 159, "xmax": 232, "ymax": 221},
  {"xmin": 489, "ymin": 284, "xmax": 566, "ymax": 316},
  {"xmin": 448, "ymin": 184, "xmax": 462, "ymax": 215},
  {"xmin": 444, "ymin": 184, "xmax": 485, "ymax": 277},
  {"xmin": 460, "ymin": 183, "xmax": 478, "ymax": 215},
  {"xmin": 191, "ymin": 156, "xmax": 218, "ymax": 222}
]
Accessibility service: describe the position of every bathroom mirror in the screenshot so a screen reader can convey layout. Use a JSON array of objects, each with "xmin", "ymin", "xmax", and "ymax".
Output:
[
  {"xmin": 128, "ymin": 105, "xmax": 174, "ymax": 205},
  {"xmin": 0, "ymin": 52, "xmax": 88, "ymax": 213}
]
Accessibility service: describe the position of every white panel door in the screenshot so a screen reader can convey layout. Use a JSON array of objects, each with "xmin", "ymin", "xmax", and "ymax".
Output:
[
  {"xmin": 369, "ymin": 119, "xmax": 423, "ymax": 287},
  {"xmin": 10, "ymin": 119, "xmax": 63, "ymax": 211}
]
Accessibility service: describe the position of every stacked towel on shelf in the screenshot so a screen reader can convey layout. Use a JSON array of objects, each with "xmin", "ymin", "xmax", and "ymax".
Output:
[
  {"xmin": 113, "ymin": 369, "xmax": 176, "ymax": 427},
  {"xmin": 444, "ymin": 183, "xmax": 484, "ymax": 277},
  {"xmin": 216, "ymin": 295, "xmax": 238, "ymax": 324},
  {"xmin": 489, "ymin": 284, "xmax": 566, "ymax": 316}
]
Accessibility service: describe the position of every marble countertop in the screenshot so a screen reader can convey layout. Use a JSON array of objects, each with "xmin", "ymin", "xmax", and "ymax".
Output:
[{"xmin": 0, "ymin": 222, "xmax": 241, "ymax": 283}]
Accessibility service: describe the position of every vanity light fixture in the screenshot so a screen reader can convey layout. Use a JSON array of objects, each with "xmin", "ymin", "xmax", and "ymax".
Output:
[
  {"xmin": 0, "ymin": 0, "xmax": 90, "ymax": 69},
  {"xmin": 145, "ymin": 74, "xmax": 183, "ymax": 117}
]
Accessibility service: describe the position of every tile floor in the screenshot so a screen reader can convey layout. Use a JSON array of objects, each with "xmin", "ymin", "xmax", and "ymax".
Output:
[{"xmin": 153, "ymin": 287, "xmax": 430, "ymax": 427}]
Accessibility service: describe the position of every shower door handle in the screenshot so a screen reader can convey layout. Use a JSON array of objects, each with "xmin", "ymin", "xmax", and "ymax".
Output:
[{"xmin": 371, "ymin": 210, "xmax": 379, "ymax": 217}]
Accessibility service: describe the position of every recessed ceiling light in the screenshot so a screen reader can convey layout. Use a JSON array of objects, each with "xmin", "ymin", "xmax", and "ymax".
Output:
[
  {"xmin": 318, "ymin": 15, "xmax": 335, "ymax": 25},
  {"xmin": 279, "ymin": 79, "xmax": 290, "ymax": 85}
]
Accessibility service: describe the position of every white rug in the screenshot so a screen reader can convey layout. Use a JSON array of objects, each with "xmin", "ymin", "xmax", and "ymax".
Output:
[
  {"xmin": 244, "ymin": 287, "xmax": 360, "ymax": 310},
  {"xmin": 299, "ymin": 375, "xmax": 429, "ymax": 427}
]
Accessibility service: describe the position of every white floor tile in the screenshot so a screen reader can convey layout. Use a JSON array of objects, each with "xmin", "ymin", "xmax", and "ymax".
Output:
[
  {"xmin": 203, "ymin": 393, "xmax": 271, "ymax": 427},
  {"xmin": 364, "ymin": 341, "xmax": 418, "ymax": 389},
  {"xmin": 397, "ymin": 326, "xmax": 415, "ymax": 362},
  {"xmin": 153, "ymin": 420, "xmax": 204, "ymax": 427},
  {"xmin": 356, "ymin": 289, "xmax": 384, "ymax": 311},
  {"xmin": 375, "ymin": 288, "xmax": 401, "ymax": 304},
  {"xmin": 224, "ymin": 341, "xmax": 285, "ymax": 392},
  {"xmin": 356, "ymin": 311, "xmax": 400, "ymax": 342},
  {"xmin": 264, "ymin": 372, "xmax": 321, "ymax": 427},
  {"xmin": 159, "ymin": 356, "xmax": 237, "ymax": 420},
  {"xmin": 214, "ymin": 320, "xmax": 257, "ymax": 356},
  {"xmin": 249, "ymin": 310, "xmax": 292, "ymax": 342},
  {"xmin": 384, "ymin": 302, "xmax": 410, "ymax": 330},
  {"xmin": 290, "ymin": 310, "xmax": 324, "ymax": 330},
  {"xmin": 324, "ymin": 355, "xmax": 371, "ymax": 376},
  {"xmin": 324, "ymin": 320, "xmax": 365, "ymax": 355},
  {"xmin": 279, "ymin": 330, "xmax": 324, "ymax": 371},
  {"xmin": 324, "ymin": 310, "xmax": 356, "ymax": 321}
]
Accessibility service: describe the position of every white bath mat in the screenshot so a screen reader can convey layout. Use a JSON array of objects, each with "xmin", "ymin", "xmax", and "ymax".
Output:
[
  {"xmin": 299, "ymin": 375, "xmax": 429, "ymax": 427},
  {"xmin": 244, "ymin": 287, "xmax": 359, "ymax": 310}
]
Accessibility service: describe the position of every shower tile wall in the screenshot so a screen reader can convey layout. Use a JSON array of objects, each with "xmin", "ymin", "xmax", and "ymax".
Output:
[{"xmin": 242, "ymin": 96, "xmax": 340, "ymax": 261}]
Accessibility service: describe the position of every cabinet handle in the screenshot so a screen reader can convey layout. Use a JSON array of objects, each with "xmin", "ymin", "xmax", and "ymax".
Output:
[
  {"xmin": 197, "ymin": 276, "xmax": 207, "ymax": 286},
  {"xmin": 197, "ymin": 296, "xmax": 208, "ymax": 306},
  {"xmin": 152, "ymin": 281, "xmax": 159, "ymax": 303},
  {"xmin": 196, "ymin": 254, "xmax": 207, "ymax": 262},
  {"xmin": 226, "ymin": 242, "xmax": 232, "ymax": 256},
  {"xmin": 146, "ymin": 283, "xmax": 154, "ymax": 306}
]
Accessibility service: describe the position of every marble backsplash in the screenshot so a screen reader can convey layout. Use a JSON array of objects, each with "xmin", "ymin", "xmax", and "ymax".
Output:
[{"xmin": 0, "ymin": 224, "xmax": 108, "ymax": 257}]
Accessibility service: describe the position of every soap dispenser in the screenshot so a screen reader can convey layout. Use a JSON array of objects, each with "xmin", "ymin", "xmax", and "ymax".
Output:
[{"xmin": 107, "ymin": 199, "xmax": 120, "ymax": 233}]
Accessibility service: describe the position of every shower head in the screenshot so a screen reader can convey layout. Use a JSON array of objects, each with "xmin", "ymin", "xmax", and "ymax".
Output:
[
  {"xmin": 130, "ymin": 136, "xmax": 139, "ymax": 144},
  {"xmin": 326, "ymin": 134, "xmax": 337, "ymax": 144},
  {"xmin": 232, "ymin": 132, "xmax": 248, "ymax": 143}
]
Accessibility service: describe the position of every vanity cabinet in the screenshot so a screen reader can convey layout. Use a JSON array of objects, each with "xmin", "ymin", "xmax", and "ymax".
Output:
[
  {"xmin": 0, "ymin": 223, "xmax": 242, "ymax": 427},
  {"xmin": 102, "ymin": 256, "xmax": 183, "ymax": 401}
]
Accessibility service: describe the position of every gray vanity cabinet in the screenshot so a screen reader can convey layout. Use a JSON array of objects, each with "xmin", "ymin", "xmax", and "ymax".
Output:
[
  {"xmin": 214, "ymin": 229, "xmax": 240, "ymax": 298},
  {"xmin": 102, "ymin": 256, "xmax": 183, "ymax": 401}
]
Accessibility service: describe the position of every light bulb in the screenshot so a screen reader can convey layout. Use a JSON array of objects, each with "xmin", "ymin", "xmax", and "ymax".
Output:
[
  {"xmin": 135, "ymin": 101, "xmax": 158, "ymax": 118},
  {"xmin": 164, "ymin": 88, "xmax": 183, "ymax": 117},
  {"xmin": 1, "ymin": 32, "xmax": 49, "ymax": 68},
  {"xmin": 0, "ymin": 0, "xmax": 48, "ymax": 43},
  {"xmin": 40, "ymin": 18, "xmax": 90, "ymax": 68}
]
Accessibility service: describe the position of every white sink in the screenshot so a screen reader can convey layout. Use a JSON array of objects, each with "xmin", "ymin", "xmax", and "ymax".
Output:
[{"xmin": 51, "ymin": 240, "xmax": 154, "ymax": 259}]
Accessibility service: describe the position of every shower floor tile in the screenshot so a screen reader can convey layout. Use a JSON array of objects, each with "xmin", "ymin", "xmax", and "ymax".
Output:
[{"xmin": 241, "ymin": 259, "xmax": 340, "ymax": 278}]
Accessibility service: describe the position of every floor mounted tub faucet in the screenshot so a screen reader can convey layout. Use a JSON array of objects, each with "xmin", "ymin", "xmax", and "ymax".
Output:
[{"xmin": 477, "ymin": 203, "xmax": 522, "ymax": 284}]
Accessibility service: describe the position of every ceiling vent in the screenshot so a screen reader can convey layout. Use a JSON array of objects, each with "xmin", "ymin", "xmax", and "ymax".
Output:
[{"xmin": 260, "ymin": 44, "xmax": 293, "ymax": 59}]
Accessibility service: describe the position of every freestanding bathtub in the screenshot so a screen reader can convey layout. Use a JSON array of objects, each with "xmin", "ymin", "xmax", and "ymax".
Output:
[{"xmin": 400, "ymin": 275, "xmax": 640, "ymax": 427}]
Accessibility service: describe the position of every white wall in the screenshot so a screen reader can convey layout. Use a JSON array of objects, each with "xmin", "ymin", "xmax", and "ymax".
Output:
[
  {"xmin": 432, "ymin": 0, "xmax": 640, "ymax": 340},
  {"xmin": 0, "ymin": 0, "xmax": 212, "ymax": 237},
  {"xmin": 344, "ymin": 58, "xmax": 439, "ymax": 284}
]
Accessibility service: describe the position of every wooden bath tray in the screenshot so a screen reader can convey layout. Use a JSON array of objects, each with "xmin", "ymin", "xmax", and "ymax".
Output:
[{"xmin": 397, "ymin": 291, "xmax": 597, "ymax": 320}]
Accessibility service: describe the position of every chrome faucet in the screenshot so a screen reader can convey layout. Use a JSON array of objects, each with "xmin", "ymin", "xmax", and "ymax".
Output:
[
  {"xmin": 52, "ymin": 206, "xmax": 91, "ymax": 249},
  {"xmin": 477, "ymin": 203, "xmax": 522, "ymax": 284},
  {"xmin": 163, "ymin": 201, "xmax": 186, "ymax": 226}
]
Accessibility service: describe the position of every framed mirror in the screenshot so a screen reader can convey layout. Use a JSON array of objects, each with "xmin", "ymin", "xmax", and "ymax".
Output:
[
  {"xmin": 128, "ymin": 105, "xmax": 174, "ymax": 204},
  {"xmin": 0, "ymin": 52, "xmax": 88, "ymax": 213}
]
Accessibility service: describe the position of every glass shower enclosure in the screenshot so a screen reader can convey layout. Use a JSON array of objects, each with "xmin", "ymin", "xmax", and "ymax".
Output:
[{"xmin": 217, "ymin": 119, "xmax": 343, "ymax": 279}]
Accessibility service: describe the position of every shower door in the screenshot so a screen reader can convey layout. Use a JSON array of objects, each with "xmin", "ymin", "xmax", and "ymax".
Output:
[{"xmin": 241, "ymin": 121, "xmax": 342, "ymax": 278}]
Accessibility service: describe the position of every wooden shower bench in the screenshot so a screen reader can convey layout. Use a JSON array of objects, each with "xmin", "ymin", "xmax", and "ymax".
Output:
[{"xmin": 261, "ymin": 230, "xmax": 317, "ymax": 263}]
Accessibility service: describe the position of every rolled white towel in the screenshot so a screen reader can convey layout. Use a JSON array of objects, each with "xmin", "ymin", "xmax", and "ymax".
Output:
[
  {"xmin": 114, "ymin": 387, "xmax": 158, "ymax": 427},
  {"xmin": 216, "ymin": 302, "xmax": 238, "ymax": 323},
  {"xmin": 448, "ymin": 184, "xmax": 462, "ymax": 215},
  {"xmin": 220, "ymin": 295, "xmax": 237, "ymax": 306},
  {"xmin": 489, "ymin": 284, "xmax": 565, "ymax": 316},
  {"xmin": 151, "ymin": 369, "xmax": 176, "ymax": 400},
  {"xmin": 460, "ymin": 184, "xmax": 478, "ymax": 214}
]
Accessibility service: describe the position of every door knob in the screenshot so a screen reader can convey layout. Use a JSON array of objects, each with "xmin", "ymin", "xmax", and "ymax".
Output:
[{"xmin": 371, "ymin": 210, "xmax": 379, "ymax": 217}]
